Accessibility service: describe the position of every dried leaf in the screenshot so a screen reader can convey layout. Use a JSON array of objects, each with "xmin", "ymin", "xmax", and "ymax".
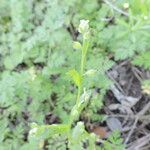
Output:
[
  {"xmin": 106, "ymin": 117, "xmax": 122, "ymax": 131},
  {"xmin": 91, "ymin": 126, "xmax": 108, "ymax": 138}
]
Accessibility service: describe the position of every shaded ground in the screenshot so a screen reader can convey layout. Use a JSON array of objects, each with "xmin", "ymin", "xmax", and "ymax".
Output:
[{"xmin": 102, "ymin": 60, "xmax": 150, "ymax": 149}]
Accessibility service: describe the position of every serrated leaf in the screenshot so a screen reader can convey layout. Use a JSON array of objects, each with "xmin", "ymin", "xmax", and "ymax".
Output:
[
  {"xmin": 132, "ymin": 51, "xmax": 150, "ymax": 69},
  {"xmin": 29, "ymin": 124, "xmax": 69, "ymax": 140},
  {"xmin": 67, "ymin": 69, "xmax": 82, "ymax": 87},
  {"xmin": 4, "ymin": 51, "xmax": 24, "ymax": 70}
]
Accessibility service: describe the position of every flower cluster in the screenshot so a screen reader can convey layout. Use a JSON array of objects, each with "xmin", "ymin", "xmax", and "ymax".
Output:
[{"xmin": 78, "ymin": 19, "xmax": 90, "ymax": 39}]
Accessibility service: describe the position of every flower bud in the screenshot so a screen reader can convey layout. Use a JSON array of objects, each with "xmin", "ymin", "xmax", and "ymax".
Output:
[
  {"xmin": 123, "ymin": 3, "xmax": 129, "ymax": 9},
  {"xmin": 78, "ymin": 19, "xmax": 89, "ymax": 34},
  {"xmin": 71, "ymin": 107, "xmax": 79, "ymax": 120},
  {"xmin": 144, "ymin": 16, "xmax": 148, "ymax": 20},
  {"xmin": 29, "ymin": 127, "xmax": 38, "ymax": 137},
  {"xmin": 84, "ymin": 69, "xmax": 96, "ymax": 76}
]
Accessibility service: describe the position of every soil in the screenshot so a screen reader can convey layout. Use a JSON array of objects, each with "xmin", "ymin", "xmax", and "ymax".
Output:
[{"xmin": 103, "ymin": 60, "xmax": 150, "ymax": 149}]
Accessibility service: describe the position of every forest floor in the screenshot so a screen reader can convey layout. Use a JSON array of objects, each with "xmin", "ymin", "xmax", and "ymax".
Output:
[{"xmin": 95, "ymin": 60, "xmax": 150, "ymax": 149}]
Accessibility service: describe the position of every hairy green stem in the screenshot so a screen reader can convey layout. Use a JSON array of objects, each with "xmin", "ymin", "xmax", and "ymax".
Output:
[{"xmin": 76, "ymin": 39, "xmax": 89, "ymax": 104}]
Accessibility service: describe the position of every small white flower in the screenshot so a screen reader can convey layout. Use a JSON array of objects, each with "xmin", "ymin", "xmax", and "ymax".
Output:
[
  {"xmin": 78, "ymin": 19, "xmax": 89, "ymax": 34},
  {"xmin": 144, "ymin": 16, "xmax": 148, "ymax": 20},
  {"xmin": 123, "ymin": 3, "xmax": 129, "ymax": 9},
  {"xmin": 29, "ymin": 127, "xmax": 38, "ymax": 136}
]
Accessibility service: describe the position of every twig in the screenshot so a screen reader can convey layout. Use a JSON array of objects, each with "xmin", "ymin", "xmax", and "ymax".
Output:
[
  {"xmin": 131, "ymin": 66, "xmax": 143, "ymax": 82},
  {"xmin": 103, "ymin": 0, "xmax": 129, "ymax": 17},
  {"xmin": 127, "ymin": 134, "xmax": 150, "ymax": 150},
  {"xmin": 124, "ymin": 117, "xmax": 138, "ymax": 144},
  {"xmin": 137, "ymin": 98, "xmax": 150, "ymax": 116},
  {"xmin": 124, "ymin": 99, "xmax": 150, "ymax": 144},
  {"xmin": 109, "ymin": 114, "xmax": 150, "ymax": 121},
  {"xmin": 106, "ymin": 71, "xmax": 125, "ymax": 95}
]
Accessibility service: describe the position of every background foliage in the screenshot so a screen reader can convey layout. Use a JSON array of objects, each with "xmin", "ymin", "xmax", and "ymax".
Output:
[{"xmin": 0, "ymin": 0, "xmax": 150, "ymax": 149}]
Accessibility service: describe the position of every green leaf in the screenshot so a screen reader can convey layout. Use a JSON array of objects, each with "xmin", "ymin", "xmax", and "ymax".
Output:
[
  {"xmin": 29, "ymin": 124, "xmax": 69, "ymax": 140},
  {"xmin": 132, "ymin": 51, "xmax": 150, "ymax": 69},
  {"xmin": 67, "ymin": 69, "xmax": 82, "ymax": 87},
  {"xmin": 4, "ymin": 51, "xmax": 24, "ymax": 70},
  {"xmin": 73, "ymin": 41, "xmax": 82, "ymax": 50},
  {"xmin": 142, "ymin": 79, "xmax": 150, "ymax": 95}
]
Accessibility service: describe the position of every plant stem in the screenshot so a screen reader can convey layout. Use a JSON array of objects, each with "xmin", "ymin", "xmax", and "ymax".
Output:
[
  {"xmin": 76, "ymin": 39, "xmax": 89, "ymax": 104},
  {"xmin": 77, "ymin": 85, "xmax": 81, "ymax": 104}
]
